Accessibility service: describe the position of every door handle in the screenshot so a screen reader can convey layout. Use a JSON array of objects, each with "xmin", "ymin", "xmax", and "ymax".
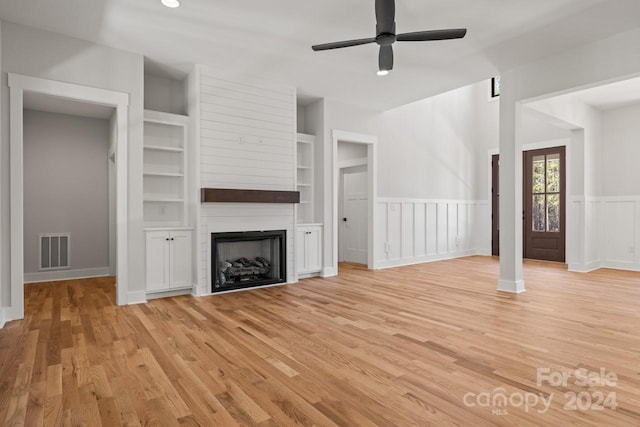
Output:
[{"xmin": 343, "ymin": 217, "xmax": 347, "ymax": 222}]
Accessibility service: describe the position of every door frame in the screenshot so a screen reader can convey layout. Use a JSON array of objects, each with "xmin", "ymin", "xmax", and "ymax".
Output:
[
  {"xmin": 332, "ymin": 130, "xmax": 377, "ymax": 272},
  {"xmin": 7, "ymin": 74, "xmax": 130, "ymax": 322},
  {"xmin": 523, "ymin": 146, "xmax": 566, "ymax": 262},
  {"xmin": 488, "ymin": 138, "xmax": 571, "ymax": 262}
]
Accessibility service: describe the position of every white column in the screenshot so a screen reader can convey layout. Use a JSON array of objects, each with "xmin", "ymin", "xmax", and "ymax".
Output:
[{"xmin": 498, "ymin": 75, "xmax": 525, "ymax": 293}]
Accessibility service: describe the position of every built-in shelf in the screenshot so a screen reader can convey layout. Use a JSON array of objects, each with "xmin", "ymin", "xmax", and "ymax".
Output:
[
  {"xmin": 144, "ymin": 172, "xmax": 184, "ymax": 177},
  {"xmin": 144, "ymin": 198, "xmax": 185, "ymax": 203},
  {"xmin": 143, "ymin": 109, "xmax": 189, "ymax": 227},
  {"xmin": 296, "ymin": 133, "xmax": 315, "ymax": 223},
  {"xmin": 201, "ymin": 188, "xmax": 300, "ymax": 204},
  {"xmin": 143, "ymin": 145, "xmax": 184, "ymax": 153}
]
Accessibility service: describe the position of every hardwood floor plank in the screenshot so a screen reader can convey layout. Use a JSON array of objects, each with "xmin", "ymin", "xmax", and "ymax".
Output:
[{"xmin": 2, "ymin": 257, "xmax": 640, "ymax": 426}]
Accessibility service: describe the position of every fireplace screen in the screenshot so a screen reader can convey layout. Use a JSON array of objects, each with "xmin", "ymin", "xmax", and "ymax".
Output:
[{"xmin": 211, "ymin": 230, "xmax": 286, "ymax": 292}]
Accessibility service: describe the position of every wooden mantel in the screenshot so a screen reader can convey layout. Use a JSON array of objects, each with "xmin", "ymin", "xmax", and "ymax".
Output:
[{"xmin": 201, "ymin": 188, "xmax": 300, "ymax": 204}]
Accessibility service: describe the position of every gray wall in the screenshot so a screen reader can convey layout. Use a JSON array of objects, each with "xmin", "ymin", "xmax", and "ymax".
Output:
[
  {"xmin": 1, "ymin": 21, "xmax": 145, "ymax": 305},
  {"xmin": 23, "ymin": 110, "xmax": 110, "ymax": 274}
]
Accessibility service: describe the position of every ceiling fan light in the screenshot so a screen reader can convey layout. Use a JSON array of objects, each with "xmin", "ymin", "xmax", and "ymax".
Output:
[
  {"xmin": 161, "ymin": 0, "xmax": 180, "ymax": 8},
  {"xmin": 377, "ymin": 70, "xmax": 389, "ymax": 76}
]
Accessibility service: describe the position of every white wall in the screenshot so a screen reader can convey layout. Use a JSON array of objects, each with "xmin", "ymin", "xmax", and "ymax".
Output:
[
  {"xmin": 23, "ymin": 110, "xmax": 110, "ymax": 279},
  {"xmin": 144, "ymin": 74, "xmax": 186, "ymax": 115},
  {"xmin": 497, "ymin": 26, "xmax": 640, "ymax": 286},
  {"xmin": 317, "ymin": 81, "xmax": 498, "ymax": 272},
  {"xmin": 1, "ymin": 21, "xmax": 145, "ymax": 308},
  {"xmin": 195, "ymin": 67, "xmax": 296, "ymax": 295},
  {"xmin": 601, "ymin": 102, "xmax": 640, "ymax": 196},
  {"xmin": 337, "ymin": 141, "xmax": 367, "ymax": 162}
]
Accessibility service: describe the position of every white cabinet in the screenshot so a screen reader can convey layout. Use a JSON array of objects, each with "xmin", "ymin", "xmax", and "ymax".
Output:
[
  {"xmin": 296, "ymin": 224, "xmax": 322, "ymax": 277},
  {"xmin": 145, "ymin": 229, "xmax": 192, "ymax": 293}
]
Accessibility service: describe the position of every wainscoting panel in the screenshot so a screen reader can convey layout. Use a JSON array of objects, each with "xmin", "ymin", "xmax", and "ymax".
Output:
[
  {"xmin": 375, "ymin": 199, "xmax": 487, "ymax": 269},
  {"xmin": 602, "ymin": 198, "xmax": 638, "ymax": 270},
  {"xmin": 569, "ymin": 196, "xmax": 640, "ymax": 272}
]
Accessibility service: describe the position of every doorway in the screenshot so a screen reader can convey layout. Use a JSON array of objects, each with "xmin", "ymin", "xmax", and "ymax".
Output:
[
  {"xmin": 7, "ymin": 74, "xmax": 129, "ymax": 322},
  {"xmin": 491, "ymin": 146, "xmax": 566, "ymax": 262},
  {"xmin": 22, "ymin": 98, "xmax": 115, "ymax": 284},
  {"xmin": 331, "ymin": 130, "xmax": 377, "ymax": 274}
]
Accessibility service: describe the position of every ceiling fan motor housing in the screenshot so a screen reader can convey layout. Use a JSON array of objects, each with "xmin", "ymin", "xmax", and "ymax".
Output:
[{"xmin": 376, "ymin": 33, "xmax": 396, "ymax": 46}]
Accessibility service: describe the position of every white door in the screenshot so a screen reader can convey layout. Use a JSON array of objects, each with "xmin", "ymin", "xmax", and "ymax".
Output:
[
  {"xmin": 343, "ymin": 171, "xmax": 368, "ymax": 265},
  {"xmin": 170, "ymin": 231, "xmax": 192, "ymax": 288},
  {"xmin": 146, "ymin": 231, "xmax": 170, "ymax": 291}
]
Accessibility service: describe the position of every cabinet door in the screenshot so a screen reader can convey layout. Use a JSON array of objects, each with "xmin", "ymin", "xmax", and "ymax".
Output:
[
  {"xmin": 306, "ymin": 228, "xmax": 322, "ymax": 273},
  {"xmin": 170, "ymin": 231, "xmax": 192, "ymax": 288},
  {"xmin": 296, "ymin": 229, "xmax": 308, "ymax": 274},
  {"xmin": 146, "ymin": 232, "xmax": 170, "ymax": 291}
]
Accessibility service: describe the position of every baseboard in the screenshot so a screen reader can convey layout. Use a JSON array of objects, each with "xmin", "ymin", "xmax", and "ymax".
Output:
[
  {"xmin": 2, "ymin": 306, "xmax": 23, "ymax": 326},
  {"xmin": 601, "ymin": 261, "xmax": 640, "ymax": 272},
  {"xmin": 0, "ymin": 308, "xmax": 5, "ymax": 329},
  {"xmin": 127, "ymin": 290, "xmax": 147, "ymax": 305},
  {"xmin": 321, "ymin": 267, "xmax": 337, "ymax": 277},
  {"xmin": 146, "ymin": 287, "xmax": 192, "ymax": 300},
  {"xmin": 497, "ymin": 279, "xmax": 526, "ymax": 293},
  {"xmin": 374, "ymin": 250, "xmax": 478, "ymax": 270},
  {"xmin": 298, "ymin": 272, "xmax": 321, "ymax": 279},
  {"xmin": 568, "ymin": 261, "xmax": 602, "ymax": 273},
  {"xmin": 25, "ymin": 267, "xmax": 111, "ymax": 284}
]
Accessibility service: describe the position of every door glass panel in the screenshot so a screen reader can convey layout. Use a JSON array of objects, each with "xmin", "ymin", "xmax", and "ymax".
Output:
[
  {"xmin": 547, "ymin": 194, "xmax": 560, "ymax": 232},
  {"xmin": 532, "ymin": 155, "xmax": 545, "ymax": 193},
  {"xmin": 533, "ymin": 195, "xmax": 546, "ymax": 231},
  {"xmin": 546, "ymin": 154, "xmax": 560, "ymax": 193}
]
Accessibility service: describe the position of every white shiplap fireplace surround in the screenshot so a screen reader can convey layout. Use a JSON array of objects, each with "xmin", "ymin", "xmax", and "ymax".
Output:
[{"xmin": 192, "ymin": 67, "xmax": 297, "ymax": 296}]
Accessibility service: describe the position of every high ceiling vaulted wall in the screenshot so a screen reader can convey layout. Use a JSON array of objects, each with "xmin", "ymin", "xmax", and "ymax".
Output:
[{"xmin": 2, "ymin": 0, "xmax": 640, "ymax": 110}]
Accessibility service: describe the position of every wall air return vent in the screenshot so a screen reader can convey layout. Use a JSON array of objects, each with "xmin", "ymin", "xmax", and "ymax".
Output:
[{"xmin": 40, "ymin": 233, "xmax": 70, "ymax": 270}]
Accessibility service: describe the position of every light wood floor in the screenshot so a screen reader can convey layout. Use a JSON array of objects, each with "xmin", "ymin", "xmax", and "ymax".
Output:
[{"xmin": 1, "ymin": 257, "xmax": 640, "ymax": 426}]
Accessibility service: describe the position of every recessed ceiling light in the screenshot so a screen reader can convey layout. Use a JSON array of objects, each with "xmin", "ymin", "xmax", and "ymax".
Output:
[
  {"xmin": 161, "ymin": 0, "xmax": 180, "ymax": 8},
  {"xmin": 377, "ymin": 70, "xmax": 389, "ymax": 76}
]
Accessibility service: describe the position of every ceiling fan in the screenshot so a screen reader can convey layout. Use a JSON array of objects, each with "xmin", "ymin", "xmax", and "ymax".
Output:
[{"xmin": 312, "ymin": 0, "xmax": 467, "ymax": 75}]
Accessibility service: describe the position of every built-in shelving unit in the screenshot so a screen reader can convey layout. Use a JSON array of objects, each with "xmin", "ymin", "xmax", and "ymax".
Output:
[
  {"xmin": 143, "ymin": 110, "xmax": 189, "ymax": 227},
  {"xmin": 296, "ymin": 133, "xmax": 315, "ymax": 223}
]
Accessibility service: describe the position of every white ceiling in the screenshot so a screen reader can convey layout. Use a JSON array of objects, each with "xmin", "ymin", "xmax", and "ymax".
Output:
[
  {"xmin": 2, "ymin": 0, "xmax": 640, "ymax": 110},
  {"xmin": 23, "ymin": 92, "xmax": 115, "ymax": 119},
  {"xmin": 567, "ymin": 77, "xmax": 640, "ymax": 110}
]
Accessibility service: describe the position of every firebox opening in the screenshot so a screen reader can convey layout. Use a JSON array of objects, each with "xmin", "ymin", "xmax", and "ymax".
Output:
[{"xmin": 211, "ymin": 230, "xmax": 286, "ymax": 293}]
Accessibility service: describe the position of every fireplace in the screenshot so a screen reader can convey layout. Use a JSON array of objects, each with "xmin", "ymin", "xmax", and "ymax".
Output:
[{"xmin": 211, "ymin": 230, "xmax": 286, "ymax": 292}]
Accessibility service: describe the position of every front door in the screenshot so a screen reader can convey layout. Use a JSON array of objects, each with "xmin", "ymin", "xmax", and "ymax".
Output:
[
  {"xmin": 523, "ymin": 147, "xmax": 566, "ymax": 262},
  {"xmin": 491, "ymin": 147, "xmax": 566, "ymax": 262}
]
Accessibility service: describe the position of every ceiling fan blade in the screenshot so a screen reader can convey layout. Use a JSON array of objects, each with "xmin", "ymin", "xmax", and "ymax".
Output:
[
  {"xmin": 375, "ymin": 0, "xmax": 396, "ymax": 34},
  {"xmin": 312, "ymin": 38, "xmax": 376, "ymax": 51},
  {"xmin": 379, "ymin": 45, "xmax": 394, "ymax": 71},
  {"xmin": 396, "ymin": 28, "xmax": 467, "ymax": 42}
]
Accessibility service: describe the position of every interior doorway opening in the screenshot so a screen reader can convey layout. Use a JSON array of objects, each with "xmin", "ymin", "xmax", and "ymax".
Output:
[
  {"xmin": 491, "ymin": 145, "xmax": 567, "ymax": 262},
  {"xmin": 7, "ymin": 74, "xmax": 129, "ymax": 322},
  {"xmin": 22, "ymin": 93, "xmax": 116, "ymax": 284},
  {"xmin": 331, "ymin": 130, "xmax": 377, "ymax": 274},
  {"xmin": 338, "ymin": 141, "xmax": 369, "ymax": 265}
]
